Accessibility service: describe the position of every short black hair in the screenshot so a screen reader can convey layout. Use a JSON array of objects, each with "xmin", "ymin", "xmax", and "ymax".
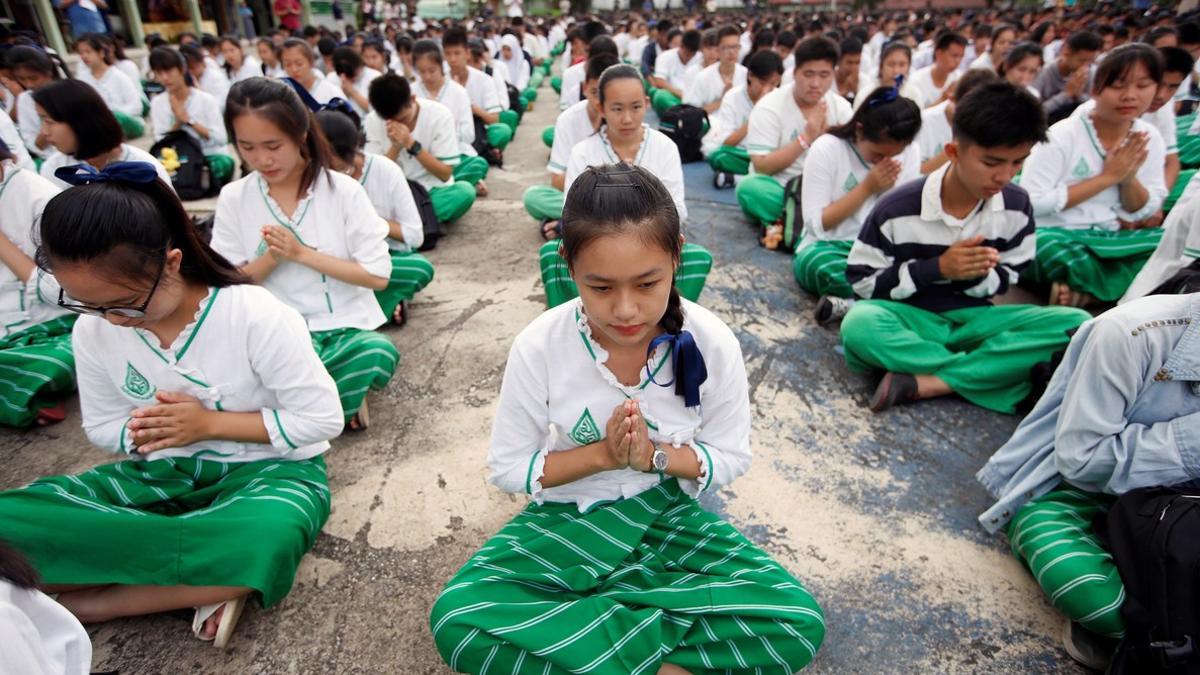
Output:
[
  {"xmin": 586, "ymin": 52, "xmax": 620, "ymax": 82},
  {"xmin": 935, "ymin": 31, "xmax": 968, "ymax": 52},
  {"xmin": 412, "ymin": 38, "xmax": 442, "ymax": 65},
  {"xmin": 582, "ymin": 20, "xmax": 607, "ymax": 43},
  {"xmin": 717, "ymin": 25, "xmax": 739, "ymax": 41},
  {"xmin": 588, "ymin": 36, "xmax": 619, "ymax": 59},
  {"xmin": 793, "ymin": 36, "xmax": 839, "ymax": 69},
  {"xmin": 442, "ymin": 25, "xmax": 468, "ymax": 49},
  {"xmin": 1179, "ymin": 22, "xmax": 1200, "ymax": 47},
  {"xmin": 1161, "ymin": 46, "xmax": 1197, "ymax": 79},
  {"xmin": 1143, "ymin": 26, "xmax": 1179, "ymax": 46},
  {"xmin": 317, "ymin": 36, "xmax": 338, "ymax": 56},
  {"xmin": 747, "ymin": 49, "xmax": 783, "ymax": 79},
  {"xmin": 315, "ymin": 108, "xmax": 362, "ymax": 163},
  {"xmin": 332, "ymin": 45, "xmax": 362, "ymax": 77},
  {"xmin": 655, "ymin": 19, "xmax": 673, "ymax": 35},
  {"xmin": 179, "ymin": 42, "xmax": 205, "ymax": 66},
  {"xmin": 681, "ymin": 29, "xmax": 701, "ymax": 53},
  {"xmin": 1065, "ymin": 30, "xmax": 1103, "ymax": 53},
  {"xmin": 368, "ymin": 72, "xmax": 412, "ymax": 119},
  {"xmin": 952, "ymin": 67, "xmax": 998, "ymax": 101},
  {"xmin": 1093, "ymin": 42, "xmax": 1163, "ymax": 92},
  {"xmin": 839, "ymin": 37, "xmax": 863, "ymax": 58},
  {"xmin": 952, "ymin": 81, "xmax": 1047, "ymax": 148},
  {"xmin": 148, "ymin": 45, "xmax": 185, "ymax": 72},
  {"xmin": 31, "ymin": 79, "xmax": 123, "ymax": 158},
  {"xmin": 775, "ymin": 30, "xmax": 797, "ymax": 49}
]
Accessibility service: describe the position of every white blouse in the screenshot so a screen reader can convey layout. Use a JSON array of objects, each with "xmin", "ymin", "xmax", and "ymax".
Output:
[
  {"xmin": 0, "ymin": 163, "xmax": 70, "ymax": 335},
  {"xmin": 149, "ymin": 88, "xmax": 228, "ymax": 155},
  {"xmin": 564, "ymin": 125, "xmax": 688, "ymax": 222},
  {"xmin": 76, "ymin": 67, "xmax": 142, "ymax": 118},
  {"xmin": 357, "ymin": 153, "xmax": 423, "ymax": 251},
  {"xmin": 39, "ymin": 146, "xmax": 173, "ymax": 192},
  {"xmin": 0, "ymin": 582, "xmax": 91, "ymax": 675},
  {"xmin": 488, "ymin": 298, "xmax": 752, "ymax": 511}
]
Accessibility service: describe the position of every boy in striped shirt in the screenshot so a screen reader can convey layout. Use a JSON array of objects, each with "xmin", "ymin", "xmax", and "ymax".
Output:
[{"xmin": 840, "ymin": 82, "xmax": 1091, "ymax": 414}]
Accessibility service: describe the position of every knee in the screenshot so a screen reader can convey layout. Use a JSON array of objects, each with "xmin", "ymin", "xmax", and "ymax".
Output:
[
  {"xmin": 839, "ymin": 302, "xmax": 884, "ymax": 345},
  {"xmin": 428, "ymin": 585, "xmax": 481, "ymax": 660},
  {"xmin": 775, "ymin": 599, "xmax": 826, "ymax": 671}
]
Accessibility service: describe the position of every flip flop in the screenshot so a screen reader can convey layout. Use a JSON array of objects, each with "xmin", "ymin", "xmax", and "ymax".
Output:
[
  {"xmin": 35, "ymin": 402, "xmax": 67, "ymax": 426},
  {"xmin": 391, "ymin": 300, "xmax": 408, "ymax": 328},
  {"xmin": 347, "ymin": 398, "xmax": 370, "ymax": 432},
  {"xmin": 192, "ymin": 595, "xmax": 246, "ymax": 649}
]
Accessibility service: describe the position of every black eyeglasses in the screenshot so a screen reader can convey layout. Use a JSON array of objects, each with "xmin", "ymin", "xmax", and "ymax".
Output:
[{"xmin": 57, "ymin": 256, "xmax": 167, "ymax": 319}]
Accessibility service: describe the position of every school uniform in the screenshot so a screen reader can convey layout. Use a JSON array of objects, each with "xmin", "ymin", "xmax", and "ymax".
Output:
[
  {"xmin": 356, "ymin": 153, "xmax": 436, "ymax": 320},
  {"xmin": 978, "ymin": 292, "xmax": 1200, "ymax": 637},
  {"xmin": 557, "ymin": 60, "xmax": 585, "ymax": 111},
  {"xmin": 262, "ymin": 62, "xmax": 287, "ymax": 79},
  {"xmin": 840, "ymin": 163, "xmax": 1091, "ymax": 413},
  {"xmin": 149, "ymin": 88, "xmax": 234, "ymax": 183},
  {"xmin": 915, "ymin": 100, "xmax": 953, "ymax": 170},
  {"xmin": 0, "ymin": 163, "xmax": 77, "ymax": 427},
  {"xmin": 227, "ymin": 55, "xmax": 263, "ymax": 83},
  {"xmin": 1021, "ymin": 114, "xmax": 1168, "ymax": 302},
  {"xmin": 538, "ymin": 126, "xmax": 712, "ymax": 309},
  {"xmin": 966, "ymin": 51, "xmax": 997, "ymax": 72},
  {"xmin": 431, "ymin": 298, "xmax": 825, "ymax": 674},
  {"xmin": 683, "ymin": 62, "xmax": 747, "ymax": 113},
  {"xmin": 39, "ymin": 146, "xmax": 173, "ymax": 192},
  {"xmin": 852, "ymin": 75, "xmax": 926, "ymax": 112},
  {"xmin": 301, "ymin": 76, "xmax": 344, "ymax": 106},
  {"xmin": 195, "ymin": 65, "xmax": 231, "ymax": 109},
  {"xmin": 1119, "ymin": 173, "xmax": 1200, "ymax": 303},
  {"xmin": 115, "ymin": 58, "xmax": 141, "ymax": 86},
  {"xmin": 794, "ymin": 135, "xmax": 920, "ymax": 298},
  {"xmin": 323, "ymin": 66, "xmax": 382, "ymax": 119},
  {"xmin": 414, "ymin": 80, "xmax": 489, "ymax": 187},
  {"xmin": 362, "ymin": 102, "xmax": 477, "ymax": 224},
  {"xmin": 651, "ymin": 48, "xmax": 700, "ymax": 115},
  {"xmin": 701, "ymin": 85, "xmax": 754, "ymax": 176},
  {"xmin": 0, "ymin": 282, "xmax": 341, "ymax": 607},
  {"xmin": 0, "ymin": 113, "xmax": 36, "ymax": 173},
  {"xmin": 907, "ymin": 65, "xmax": 959, "ymax": 108},
  {"xmin": 522, "ymin": 99, "xmax": 594, "ymax": 223},
  {"xmin": 456, "ymin": 66, "xmax": 515, "ymax": 150},
  {"xmin": 0, "ymin": 581, "xmax": 91, "ymax": 674},
  {"xmin": 211, "ymin": 170, "xmax": 399, "ymax": 421},
  {"xmin": 77, "ymin": 67, "xmax": 145, "ymax": 139},
  {"xmin": 15, "ymin": 91, "xmax": 45, "ymax": 159},
  {"xmin": 736, "ymin": 86, "xmax": 853, "ymax": 227}
]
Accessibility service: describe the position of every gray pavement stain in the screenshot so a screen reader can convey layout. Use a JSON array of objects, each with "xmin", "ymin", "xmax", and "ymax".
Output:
[{"xmin": 0, "ymin": 82, "xmax": 1090, "ymax": 674}]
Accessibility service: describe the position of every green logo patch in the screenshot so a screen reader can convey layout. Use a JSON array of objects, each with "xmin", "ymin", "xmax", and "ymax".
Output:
[
  {"xmin": 842, "ymin": 174, "xmax": 859, "ymax": 192},
  {"xmin": 569, "ymin": 409, "xmax": 602, "ymax": 445},
  {"xmin": 1071, "ymin": 157, "xmax": 1091, "ymax": 179},
  {"xmin": 121, "ymin": 363, "xmax": 156, "ymax": 400}
]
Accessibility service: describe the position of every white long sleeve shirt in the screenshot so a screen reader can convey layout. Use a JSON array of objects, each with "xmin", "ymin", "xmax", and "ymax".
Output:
[
  {"xmin": 683, "ymin": 63, "xmax": 747, "ymax": 109},
  {"xmin": 488, "ymin": 298, "xmax": 752, "ymax": 511},
  {"xmin": 564, "ymin": 125, "xmax": 688, "ymax": 222},
  {"xmin": 746, "ymin": 85, "xmax": 853, "ymax": 185},
  {"xmin": 0, "ymin": 162, "xmax": 70, "ymax": 335},
  {"xmin": 357, "ymin": 152, "xmax": 423, "ymax": 251},
  {"xmin": 414, "ymin": 79, "xmax": 476, "ymax": 156},
  {"xmin": 800, "ymin": 134, "xmax": 920, "ymax": 244},
  {"xmin": 149, "ymin": 88, "xmax": 228, "ymax": 155},
  {"xmin": 0, "ymin": 582, "xmax": 91, "ymax": 675},
  {"xmin": 76, "ymin": 67, "xmax": 142, "ymax": 118},
  {"xmin": 211, "ymin": 170, "xmax": 392, "ymax": 332},
  {"xmin": 1023, "ymin": 114, "xmax": 1167, "ymax": 230},
  {"xmin": 73, "ymin": 284, "xmax": 343, "ymax": 460}
]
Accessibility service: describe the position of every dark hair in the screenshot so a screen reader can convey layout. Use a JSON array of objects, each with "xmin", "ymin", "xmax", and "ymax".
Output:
[
  {"xmin": 999, "ymin": 41, "xmax": 1043, "ymax": 76},
  {"xmin": 561, "ymin": 164, "xmax": 685, "ymax": 336},
  {"xmin": 1143, "ymin": 26, "xmax": 1178, "ymax": 46},
  {"xmin": 952, "ymin": 81, "xmax": 1047, "ymax": 148},
  {"xmin": 681, "ymin": 29, "xmax": 701, "ymax": 53},
  {"xmin": 776, "ymin": 30, "xmax": 797, "ymax": 49},
  {"xmin": 597, "ymin": 63, "xmax": 644, "ymax": 108},
  {"xmin": 1161, "ymin": 47, "xmax": 1197, "ymax": 79},
  {"xmin": 369, "ymin": 72, "xmax": 412, "ymax": 118},
  {"xmin": 839, "ymin": 37, "xmax": 863, "ymax": 58},
  {"xmin": 413, "ymin": 39, "xmax": 442, "ymax": 65},
  {"xmin": 1093, "ymin": 42, "xmax": 1163, "ymax": 93},
  {"xmin": 1029, "ymin": 21, "xmax": 1055, "ymax": 46},
  {"xmin": 588, "ymin": 36, "xmax": 619, "ymax": 59},
  {"xmin": 317, "ymin": 36, "xmax": 338, "ymax": 57},
  {"xmin": 747, "ymin": 49, "xmax": 784, "ymax": 79},
  {"xmin": 148, "ymin": 45, "xmax": 186, "ymax": 73},
  {"xmin": 282, "ymin": 37, "xmax": 316, "ymax": 64},
  {"xmin": 717, "ymin": 25, "xmax": 739, "ymax": 41},
  {"xmin": 201, "ymin": 33, "xmax": 219, "ymax": 49},
  {"xmin": 0, "ymin": 540, "xmax": 39, "ymax": 589},
  {"xmin": 1180, "ymin": 22, "xmax": 1200, "ymax": 47},
  {"xmin": 75, "ymin": 33, "xmax": 114, "ymax": 65},
  {"xmin": 332, "ymin": 45, "xmax": 362, "ymax": 77},
  {"xmin": 934, "ymin": 31, "xmax": 968, "ymax": 52},
  {"xmin": 7, "ymin": 45, "xmax": 64, "ymax": 79},
  {"xmin": 793, "ymin": 36, "xmax": 839, "ymax": 68},
  {"xmin": 877, "ymin": 41, "xmax": 912, "ymax": 75},
  {"xmin": 38, "ymin": 173, "xmax": 247, "ymax": 289},
  {"xmin": 224, "ymin": 77, "xmax": 334, "ymax": 196},
  {"xmin": 582, "ymin": 20, "xmax": 607, "ymax": 44},
  {"xmin": 1065, "ymin": 30, "xmax": 1103, "ymax": 54},
  {"xmin": 442, "ymin": 25, "xmax": 468, "ymax": 49},
  {"xmin": 827, "ymin": 86, "xmax": 921, "ymax": 144},
  {"xmin": 586, "ymin": 52, "xmax": 620, "ymax": 82},
  {"xmin": 179, "ymin": 42, "xmax": 206, "ymax": 67},
  {"xmin": 952, "ymin": 68, "xmax": 998, "ymax": 101},
  {"xmin": 656, "ymin": 19, "xmax": 674, "ymax": 36},
  {"xmin": 395, "ymin": 34, "xmax": 414, "ymax": 54},
  {"xmin": 972, "ymin": 24, "xmax": 993, "ymax": 39},
  {"xmin": 316, "ymin": 108, "xmax": 361, "ymax": 164},
  {"xmin": 0, "ymin": 140, "xmax": 12, "ymax": 163},
  {"xmin": 32, "ymin": 80, "xmax": 123, "ymax": 159},
  {"xmin": 992, "ymin": 24, "xmax": 1018, "ymax": 45}
]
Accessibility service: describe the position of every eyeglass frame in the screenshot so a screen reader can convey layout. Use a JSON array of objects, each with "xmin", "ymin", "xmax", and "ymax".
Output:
[{"xmin": 56, "ymin": 253, "xmax": 168, "ymax": 319}]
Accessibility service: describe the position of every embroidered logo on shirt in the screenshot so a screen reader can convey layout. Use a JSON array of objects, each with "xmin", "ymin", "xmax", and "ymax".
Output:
[
  {"xmin": 121, "ymin": 363, "xmax": 156, "ymax": 400},
  {"xmin": 569, "ymin": 409, "xmax": 602, "ymax": 445},
  {"xmin": 1071, "ymin": 157, "xmax": 1091, "ymax": 179},
  {"xmin": 842, "ymin": 174, "xmax": 859, "ymax": 192}
]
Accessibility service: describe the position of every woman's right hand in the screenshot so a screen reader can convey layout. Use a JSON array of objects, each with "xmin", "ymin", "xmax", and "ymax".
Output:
[
  {"xmin": 864, "ymin": 157, "xmax": 902, "ymax": 194},
  {"xmin": 603, "ymin": 402, "xmax": 633, "ymax": 471},
  {"xmin": 1103, "ymin": 131, "xmax": 1149, "ymax": 185}
]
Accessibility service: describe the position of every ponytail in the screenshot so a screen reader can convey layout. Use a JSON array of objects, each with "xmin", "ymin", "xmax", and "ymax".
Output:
[{"xmin": 660, "ymin": 286, "xmax": 684, "ymax": 336}]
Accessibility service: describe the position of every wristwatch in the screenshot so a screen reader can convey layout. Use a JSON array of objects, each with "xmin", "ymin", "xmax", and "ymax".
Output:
[
  {"xmin": 651, "ymin": 443, "xmax": 669, "ymax": 473},
  {"xmin": 406, "ymin": 140, "xmax": 422, "ymax": 157}
]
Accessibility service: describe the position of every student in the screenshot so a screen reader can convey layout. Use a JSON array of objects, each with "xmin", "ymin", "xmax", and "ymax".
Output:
[
  {"xmin": 498, "ymin": 34, "xmax": 533, "ymax": 109},
  {"xmin": 558, "ymin": 24, "xmax": 609, "ymax": 112},
  {"xmin": 0, "ymin": 143, "xmax": 76, "ymax": 427},
  {"xmin": 7, "ymin": 47, "xmax": 63, "ymax": 160},
  {"xmin": 853, "ymin": 41, "xmax": 924, "ymax": 111},
  {"xmin": 915, "ymin": 69, "xmax": 999, "ymax": 175},
  {"xmin": 213, "ymin": 78, "xmax": 398, "ymax": 430},
  {"xmin": 468, "ymin": 38, "xmax": 515, "ymax": 123},
  {"xmin": 364, "ymin": 73, "xmax": 477, "ymax": 225},
  {"xmin": 737, "ymin": 37, "xmax": 853, "ymax": 230},
  {"xmin": 280, "ymin": 39, "xmax": 343, "ymax": 106},
  {"xmin": 1033, "ymin": 30, "xmax": 1103, "ymax": 123},
  {"xmin": 0, "ymin": 540, "xmax": 93, "ymax": 674},
  {"xmin": 997, "ymin": 42, "xmax": 1044, "ymax": 99},
  {"xmin": 431, "ymin": 164, "xmax": 826, "ymax": 675},
  {"xmin": 256, "ymin": 38, "xmax": 286, "ymax": 78},
  {"xmin": 835, "ymin": 36, "xmax": 862, "ymax": 104},
  {"xmin": 523, "ymin": 52, "xmax": 617, "ymax": 240},
  {"xmin": 317, "ymin": 109, "xmax": 433, "ymax": 328},
  {"xmin": 0, "ymin": 112, "xmax": 36, "ymax": 173},
  {"xmin": 683, "ymin": 25, "xmax": 745, "ymax": 114},
  {"xmin": 147, "ymin": 47, "xmax": 234, "ymax": 185},
  {"xmin": 360, "ymin": 40, "xmax": 393, "ymax": 77},
  {"xmin": 34, "ymin": 80, "xmax": 172, "ymax": 190},
  {"xmin": 324, "ymin": 46, "xmax": 381, "ymax": 120},
  {"xmin": 180, "ymin": 44, "xmax": 231, "ymax": 110},
  {"xmin": 799, "ymin": 85, "xmax": 922, "ymax": 322},
  {"xmin": 976, "ymin": 290, "xmax": 1200, "ymax": 670},
  {"xmin": 967, "ymin": 24, "xmax": 1017, "ymax": 73},
  {"xmin": 412, "ymin": 39, "xmax": 490, "ymax": 193},
  {"xmin": 220, "ymin": 36, "xmax": 262, "ymax": 84},
  {"xmin": 102, "ymin": 34, "xmax": 143, "ymax": 87},
  {"xmin": 443, "ymin": 26, "xmax": 514, "ymax": 154},
  {"xmin": 75, "ymin": 33, "xmax": 146, "ymax": 139},
  {"xmin": 1021, "ymin": 44, "xmax": 1168, "ymax": 307},
  {"xmin": 908, "ymin": 32, "xmax": 967, "ymax": 108},
  {"xmin": 651, "ymin": 28, "xmax": 701, "ymax": 115},
  {"xmin": 544, "ymin": 65, "xmax": 711, "ymax": 309},
  {"xmin": 840, "ymin": 82, "xmax": 1090, "ymax": 414},
  {"xmin": 704, "ymin": 49, "xmax": 783, "ymax": 188},
  {"xmin": 0, "ymin": 159, "xmax": 342, "ymax": 647}
]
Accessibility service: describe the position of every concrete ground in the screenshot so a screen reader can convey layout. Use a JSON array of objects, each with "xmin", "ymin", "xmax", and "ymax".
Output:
[{"xmin": 1, "ymin": 81, "xmax": 1087, "ymax": 674}]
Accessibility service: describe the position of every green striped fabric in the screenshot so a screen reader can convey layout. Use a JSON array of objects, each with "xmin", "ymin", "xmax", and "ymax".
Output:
[
  {"xmin": 793, "ymin": 240, "xmax": 855, "ymax": 298},
  {"xmin": 0, "ymin": 315, "xmax": 77, "ymax": 427},
  {"xmin": 1165, "ymin": 168, "xmax": 1197, "ymax": 214},
  {"xmin": 539, "ymin": 241, "xmax": 714, "ymax": 309},
  {"xmin": 431, "ymin": 479, "xmax": 825, "ymax": 674},
  {"xmin": 1024, "ymin": 227, "xmax": 1163, "ymax": 302},
  {"xmin": 1006, "ymin": 487, "xmax": 1125, "ymax": 638},
  {"xmin": 310, "ymin": 327, "xmax": 399, "ymax": 422},
  {"xmin": 374, "ymin": 250, "xmax": 435, "ymax": 320},
  {"xmin": 0, "ymin": 456, "xmax": 330, "ymax": 607}
]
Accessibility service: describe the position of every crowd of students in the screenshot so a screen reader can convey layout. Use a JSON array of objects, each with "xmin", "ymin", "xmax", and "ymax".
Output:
[{"xmin": 2, "ymin": 3, "xmax": 1200, "ymax": 673}]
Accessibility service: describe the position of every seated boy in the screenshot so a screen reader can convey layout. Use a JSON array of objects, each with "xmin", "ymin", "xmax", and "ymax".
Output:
[
  {"xmin": 840, "ymin": 82, "xmax": 1091, "ymax": 414},
  {"xmin": 703, "ymin": 49, "xmax": 783, "ymax": 188},
  {"xmin": 684, "ymin": 25, "xmax": 748, "ymax": 115},
  {"xmin": 443, "ymin": 26, "xmax": 514, "ymax": 154},
  {"xmin": 650, "ymin": 28, "xmax": 701, "ymax": 116}
]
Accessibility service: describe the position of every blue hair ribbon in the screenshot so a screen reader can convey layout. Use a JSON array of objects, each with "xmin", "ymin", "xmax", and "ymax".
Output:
[
  {"xmin": 54, "ymin": 161, "xmax": 160, "ymax": 187},
  {"xmin": 645, "ymin": 330, "xmax": 708, "ymax": 408},
  {"xmin": 868, "ymin": 74, "xmax": 905, "ymax": 108}
]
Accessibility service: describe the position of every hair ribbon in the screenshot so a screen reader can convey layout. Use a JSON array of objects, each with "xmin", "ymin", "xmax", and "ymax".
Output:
[
  {"xmin": 645, "ymin": 330, "xmax": 708, "ymax": 408},
  {"xmin": 54, "ymin": 161, "xmax": 159, "ymax": 187},
  {"xmin": 868, "ymin": 74, "xmax": 905, "ymax": 108}
]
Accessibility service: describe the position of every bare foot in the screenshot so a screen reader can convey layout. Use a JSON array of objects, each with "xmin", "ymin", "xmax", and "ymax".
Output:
[
  {"xmin": 202, "ymin": 603, "xmax": 225, "ymax": 639},
  {"xmin": 348, "ymin": 399, "xmax": 370, "ymax": 432},
  {"xmin": 543, "ymin": 219, "xmax": 560, "ymax": 240},
  {"xmin": 657, "ymin": 664, "xmax": 692, "ymax": 675},
  {"xmin": 476, "ymin": 180, "xmax": 489, "ymax": 198},
  {"xmin": 1051, "ymin": 282, "xmax": 1094, "ymax": 308}
]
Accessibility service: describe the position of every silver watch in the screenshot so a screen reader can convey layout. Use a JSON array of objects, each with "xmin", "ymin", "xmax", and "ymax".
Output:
[{"xmin": 651, "ymin": 444, "xmax": 669, "ymax": 472}]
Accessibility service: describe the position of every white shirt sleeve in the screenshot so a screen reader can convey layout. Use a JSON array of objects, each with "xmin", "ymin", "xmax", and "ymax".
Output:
[
  {"xmin": 342, "ymin": 180, "xmax": 393, "ymax": 279},
  {"xmin": 548, "ymin": 110, "xmax": 577, "ymax": 174},
  {"xmin": 800, "ymin": 136, "xmax": 840, "ymax": 234},
  {"xmin": 73, "ymin": 323, "xmax": 136, "ymax": 454},
  {"xmin": 487, "ymin": 335, "xmax": 551, "ymax": 497},
  {"xmin": 1021, "ymin": 137, "xmax": 1071, "ymax": 217},
  {"xmin": 363, "ymin": 113, "xmax": 389, "ymax": 156},
  {"xmin": 17, "ymin": 93, "xmax": 43, "ymax": 157},
  {"xmin": 427, "ymin": 107, "xmax": 462, "ymax": 165},
  {"xmin": 745, "ymin": 101, "xmax": 782, "ymax": 157},
  {"xmin": 149, "ymin": 95, "xmax": 172, "ymax": 143},
  {"xmin": 898, "ymin": 142, "xmax": 921, "ymax": 183},
  {"xmin": 678, "ymin": 321, "xmax": 752, "ymax": 496},
  {"xmin": 196, "ymin": 91, "xmax": 227, "ymax": 147},
  {"xmin": 564, "ymin": 142, "xmax": 586, "ymax": 198},
  {"xmin": 384, "ymin": 163, "xmax": 424, "ymax": 249},
  {"xmin": 477, "ymin": 72, "xmax": 502, "ymax": 112},
  {"xmin": 211, "ymin": 183, "xmax": 251, "ymax": 265},
  {"xmin": 107, "ymin": 69, "xmax": 143, "ymax": 117}
]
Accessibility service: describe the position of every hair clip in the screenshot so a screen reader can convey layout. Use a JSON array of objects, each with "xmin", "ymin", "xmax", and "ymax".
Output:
[
  {"xmin": 868, "ymin": 74, "xmax": 905, "ymax": 108},
  {"xmin": 54, "ymin": 162, "xmax": 159, "ymax": 187}
]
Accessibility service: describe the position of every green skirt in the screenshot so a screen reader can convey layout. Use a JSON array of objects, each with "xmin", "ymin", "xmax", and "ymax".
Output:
[
  {"xmin": 430, "ymin": 479, "xmax": 825, "ymax": 674},
  {"xmin": 311, "ymin": 327, "xmax": 399, "ymax": 421},
  {"xmin": 0, "ymin": 455, "xmax": 330, "ymax": 607},
  {"xmin": 539, "ymin": 241, "xmax": 714, "ymax": 309},
  {"xmin": 0, "ymin": 315, "xmax": 77, "ymax": 428},
  {"xmin": 1025, "ymin": 227, "xmax": 1163, "ymax": 302}
]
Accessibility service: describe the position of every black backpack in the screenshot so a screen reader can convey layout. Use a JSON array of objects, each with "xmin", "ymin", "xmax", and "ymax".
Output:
[
  {"xmin": 406, "ymin": 179, "xmax": 443, "ymax": 252},
  {"xmin": 657, "ymin": 104, "xmax": 708, "ymax": 164},
  {"xmin": 149, "ymin": 130, "xmax": 212, "ymax": 200},
  {"xmin": 1095, "ymin": 481, "xmax": 1200, "ymax": 674}
]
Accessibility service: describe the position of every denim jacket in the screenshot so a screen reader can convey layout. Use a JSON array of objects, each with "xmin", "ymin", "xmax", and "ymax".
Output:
[{"xmin": 977, "ymin": 293, "xmax": 1200, "ymax": 533}]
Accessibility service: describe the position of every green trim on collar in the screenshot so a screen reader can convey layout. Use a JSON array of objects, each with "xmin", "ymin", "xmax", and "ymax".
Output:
[
  {"xmin": 175, "ymin": 287, "xmax": 220, "ymax": 361},
  {"xmin": 574, "ymin": 308, "xmax": 675, "ymax": 392}
]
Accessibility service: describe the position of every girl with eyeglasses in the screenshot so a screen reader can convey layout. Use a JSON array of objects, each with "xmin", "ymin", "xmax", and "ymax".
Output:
[{"xmin": 0, "ymin": 159, "xmax": 343, "ymax": 648}]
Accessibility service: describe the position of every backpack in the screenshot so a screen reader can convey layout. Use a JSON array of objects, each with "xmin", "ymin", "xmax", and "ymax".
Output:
[
  {"xmin": 149, "ymin": 130, "xmax": 212, "ymax": 200},
  {"xmin": 761, "ymin": 175, "xmax": 804, "ymax": 253},
  {"xmin": 657, "ymin": 104, "xmax": 708, "ymax": 164},
  {"xmin": 506, "ymin": 83, "xmax": 526, "ymax": 114},
  {"xmin": 1095, "ymin": 481, "xmax": 1200, "ymax": 674},
  {"xmin": 406, "ymin": 179, "xmax": 443, "ymax": 252}
]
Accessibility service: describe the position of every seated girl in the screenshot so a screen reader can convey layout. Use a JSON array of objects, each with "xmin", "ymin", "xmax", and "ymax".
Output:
[
  {"xmin": 33, "ymin": 80, "xmax": 172, "ymax": 190},
  {"xmin": 256, "ymin": 38, "xmax": 286, "ymax": 79},
  {"xmin": 220, "ymin": 35, "xmax": 262, "ymax": 84},
  {"xmin": 7, "ymin": 46, "xmax": 66, "ymax": 161},
  {"xmin": 0, "ymin": 143, "xmax": 76, "ymax": 427},
  {"xmin": 180, "ymin": 44, "xmax": 230, "ymax": 110},
  {"xmin": 541, "ymin": 64, "xmax": 712, "ymax": 310},
  {"xmin": 74, "ymin": 33, "xmax": 145, "ymax": 139},
  {"xmin": 431, "ymin": 165, "xmax": 826, "ymax": 675},
  {"xmin": 996, "ymin": 42, "xmax": 1044, "ymax": 100},
  {"xmin": 317, "ymin": 109, "xmax": 434, "ymax": 328},
  {"xmin": 798, "ymin": 84, "xmax": 922, "ymax": 326},
  {"xmin": 853, "ymin": 42, "xmax": 924, "ymax": 112},
  {"xmin": 915, "ymin": 69, "xmax": 998, "ymax": 176},
  {"xmin": 1022, "ymin": 44, "xmax": 1169, "ymax": 307},
  {"xmin": 280, "ymin": 39, "xmax": 343, "ymax": 106},
  {"xmin": 212, "ymin": 78, "xmax": 398, "ymax": 431},
  {"xmin": 0, "ymin": 159, "xmax": 343, "ymax": 648},
  {"xmin": 147, "ymin": 47, "xmax": 235, "ymax": 185}
]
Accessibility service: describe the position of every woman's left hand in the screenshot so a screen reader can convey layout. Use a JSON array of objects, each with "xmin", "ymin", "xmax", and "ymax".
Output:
[
  {"xmin": 129, "ymin": 391, "xmax": 213, "ymax": 454},
  {"xmin": 626, "ymin": 401, "xmax": 655, "ymax": 472},
  {"xmin": 262, "ymin": 225, "xmax": 307, "ymax": 262}
]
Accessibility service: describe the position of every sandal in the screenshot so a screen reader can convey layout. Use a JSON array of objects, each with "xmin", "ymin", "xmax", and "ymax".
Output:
[
  {"xmin": 35, "ymin": 402, "xmax": 67, "ymax": 426},
  {"xmin": 347, "ymin": 398, "xmax": 370, "ymax": 432},
  {"xmin": 539, "ymin": 218, "xmax": 561, "ymax": 241},
  {"xmin": 391, "ymin": 300, "xmax": 409, "ymax": 328},
  {"xmin": 192, "ymin": 595, "xmax": 246, "ymax": 649}
]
